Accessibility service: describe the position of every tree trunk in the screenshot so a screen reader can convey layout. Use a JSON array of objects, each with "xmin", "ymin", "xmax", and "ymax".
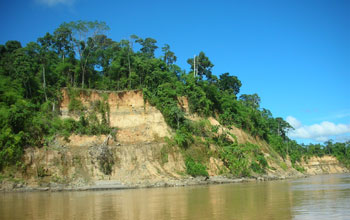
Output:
[
  {"xmin": 128, "ymin": 44, "xmax": 132, "ymax": 89},
  {"xmin": 81, "ymin": 67, "xmax": 85, "ymax": 88},
  {"xmin": 42, "ymin": 66, "xmax": 48, "ymax": 102}
]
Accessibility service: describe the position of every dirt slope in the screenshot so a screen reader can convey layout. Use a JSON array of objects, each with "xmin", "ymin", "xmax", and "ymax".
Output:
[{"xmin": 1, "ymin": 89, "xmax": 347, "ymax": 190}]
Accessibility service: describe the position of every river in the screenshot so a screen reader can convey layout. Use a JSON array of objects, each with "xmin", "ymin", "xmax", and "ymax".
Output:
[{"xmin": 1, "ymin": 174, "xmax": 349, "ymax": 220}]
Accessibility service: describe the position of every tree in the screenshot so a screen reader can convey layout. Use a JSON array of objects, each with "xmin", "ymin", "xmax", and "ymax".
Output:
[
  {"xmin": 37, "ymin": 34, "xmax": 57, "ymax": 101},
  {"xmin": 93, "ymin": 34, "xmax": 115, "ymax": 74},
  {"xmin": 5, "ymin": 41, "xmax": 22, "ymax": 53},
  {"xmin": 109, "ymin": 39, "xmax": 135, "ymax": 90},
  {"xmin": 184, "ymin": 74, "xmax": 212, "ymax": 116},
  {"xmin": 161, "ymin": 44, "xmax": 177, "ymax": 66},
  {"xmin": 52, "ymin": 26, "xmax": 73, "ymax": 62},
  {"xmin": 61, "ymin": 20, "xmax": 110, "ymax": 88},
  {"xmin": 218, "ymin": 72, "xmax": 242, "ymax": 96},
  {"xmin": 275, "ymin": 117, "xmax": 293, "ymax": 140},
  {"xmin": 239, "ymin": 93, "xmax": 261, "ymax": 109},
  {"xmin": 187, "ymin": 51, "xmax": 214, "ymax": 80},
  {"xmin": 136, "ymin": 37, "xmax": 158, "ymax": 58},
  {"xmin": 0, "ymin": 41, "xmax": 22, "ymax": 77},
  {"xmin": 12, "ymin": 46, "xmax": 40, "ymax": 99}
]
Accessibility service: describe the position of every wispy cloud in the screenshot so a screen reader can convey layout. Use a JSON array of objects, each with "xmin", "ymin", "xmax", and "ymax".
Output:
[
  {"xmin": 331, "ymin": 112, "xmax": 350, "ymax": 120},
  {"xmin": 286, "ymin": 116, "xmax": 350, "ymax": 143},
  {"xmin": 316, "ymin": 110, "xmax": 350, "ymax": 121},
  {"xmin": 36, "ymin": 0, "xmax": 75, "ymax": 7}
]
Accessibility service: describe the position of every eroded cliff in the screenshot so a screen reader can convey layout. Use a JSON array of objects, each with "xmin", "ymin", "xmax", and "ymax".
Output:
[{"xmin": 1, "ymin": 89, "xmax": 348, "ymax": 191}]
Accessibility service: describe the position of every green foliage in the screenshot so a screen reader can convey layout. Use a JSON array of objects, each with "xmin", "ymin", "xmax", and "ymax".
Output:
[
  {"xmin": 218, "ymin": 72, "xmax": 242, "ymax": 95},
  {"xmin": 250, "ymin": 161, "xmax": 263, "ymax": 174},
  {"xmin": 220, "ymin": 143, "xmax": 251, "ymax": 177},
  {"xmin": 68, "ymin": 96, "xmax": 84, "ymax": 114},
  {"xmin": 160, "ymin": 145, "xmax": 169, "ymax": 165},
  {"xmin": 136, "ymin": 37, "xmax": 158, "ymax": 58},
  {"xmin": 143, "ymin": 82, "xmax": 186, "ymax": 130},
  {"xmin": 67, "ymin": 88, "xmax": 84, "ymax": 113},
  {"xmin": 256, "ymin": 154, "xmax": 268, "ymax": 170},
  {"xmin": 218, "ymin": 141, "xmax": 268, "ymax": 177},
  {"xmin": 250, "ymin": 153, "xmax": 268, "ymax": 174},
  {"xmin": 187, "ymin": 51, "xmax": 214, "ymax": 80},
  {"xmin": 268, "ymin": 134, "xmax": 287, "ymax": 159},
  {"xmin": 239, "ymin": 93, "xmax": 261, "ymax": 109},
  {"xmin": 0, "ymin": 128, "xmax": 24, "ymax": 169},
  {"xmin": 293, "ymin": 165, "xmax": 305, "ymax": 173},
  {"xmin": 183, "ymin": 76, "xmax": 212, "ymax": 116},
  {"xmin": 279, "ymin": 162, "xmax": 288, "ymax": 171},
  {"xmin": 37, "ymin": 166, "xmax": 49, "ymax": 178},
  {"xmin": 97, "ymin": 146, "xmax": 114, "ymax": 175},
  {"xmin": 323, "ymin": 141, "xmax": 350, "ymax": 168},
  {"xmin": 191, "ymin": 119, "xmax": 212, "ymax": 137},
  {"xmin": 0, "ymin": 76, "xmax": 37, "ymax": 169},
  {"xmin": 288, "ymin": 140, "xmax": 304, "ymax": 164},
  {"xmin": 162, "ymin": 44, "xmax": 177, "ymax": 65},
  {"xmin": 174, "ymin": 128, "xmax": 194, "ymax": 149},
  {"xmin": 185, "ymin": 156, "xmax": 208, "ymax": 177}
]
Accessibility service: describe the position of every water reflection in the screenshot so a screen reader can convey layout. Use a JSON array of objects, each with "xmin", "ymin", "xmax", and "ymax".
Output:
[
  {"xmin": 0, "ymin": 174, "xmax": 349, "ymax": 220},
  {"xmin": 291, "ymin": 174, "xmax": 350, "ymax": 220}
]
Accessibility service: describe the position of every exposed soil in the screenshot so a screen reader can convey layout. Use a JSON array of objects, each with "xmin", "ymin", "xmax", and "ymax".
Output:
[{"xmin": 1, "ymin": 89, "xmax": 348, "ymax": 192}]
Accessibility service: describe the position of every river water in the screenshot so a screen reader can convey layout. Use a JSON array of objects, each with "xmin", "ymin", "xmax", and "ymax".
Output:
[{"xmin": 1, "ymin": 174, "xmax": 349, "ymax": 220}]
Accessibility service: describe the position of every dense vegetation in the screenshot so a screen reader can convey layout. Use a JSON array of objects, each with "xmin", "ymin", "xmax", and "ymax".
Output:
[{"xmin": 1, "ymin": 20, "xmax": 349, "ymax": 174}]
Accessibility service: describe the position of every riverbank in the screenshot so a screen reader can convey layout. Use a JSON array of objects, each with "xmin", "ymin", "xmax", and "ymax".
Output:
[
  {"xmin": 1, "ymin": 88, "xmax": 348, "ymax": 193},
  {"xmin": 1, "ymin": 140, "xmax": 347, "ymax": 193},
  {"xmin": 2, "ymin": 174, "xmax": 349, "ymax": 220},
  {"xmin": 0, "ymin": 172, "xmax": 311, "ymax": 193}
]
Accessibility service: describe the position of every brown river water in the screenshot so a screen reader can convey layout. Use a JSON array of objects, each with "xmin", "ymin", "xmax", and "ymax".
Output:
[{"xmin": 1, "ymin": 174, "xmax": 349, "ymax": 220}]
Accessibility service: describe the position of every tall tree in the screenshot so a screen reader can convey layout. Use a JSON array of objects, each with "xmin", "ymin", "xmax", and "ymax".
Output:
[
  {"xmin": 92, "ymin": 34, "xmax": 114, "ymax": 74},
  {"xmin": 12, "ymin": 46, "xmax": 39, "ymax": 99},
  {"xmin": 136, "ymin": 37, "xmax": 158, "ymax": 58},
  {"xmin": 53, "ymin": 26, "xmax": 73, "ymax": 62},
  {"xmin": 218, "ymin": 72, "xmax": 242, "ymax": 96},
  {"xmin": 239, "ymin": 93, "xmax": 261, "ymax": 109},
  {"xmin": 0, "ymin": 41, "xmax": 22, "ymax": 77},
  {"xmin": 187, "ymin": 51, "xmax": 214, "ymax": 81},
  {"xmin": 61, "ymin": 20, "xmax": 110, "ymax": 88},
  {"xmin": 275, "ymin": 117, "xmax": 293, "ymax": 140},
  {"xmin": 4, "ymin": 41, "xmax": 22, "ymax": 53},
  {"xmin": 37, "ymin": 34, "xmax": 55, "ymax": 101},
  {"xmin": 161, "ymin": 44, "xmax": 177, "ymax": 66}
]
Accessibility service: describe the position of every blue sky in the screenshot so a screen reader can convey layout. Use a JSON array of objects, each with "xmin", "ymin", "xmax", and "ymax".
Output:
[{"xmin": 1, "ymin": 0, "xmax": 349, "ymax": 143}]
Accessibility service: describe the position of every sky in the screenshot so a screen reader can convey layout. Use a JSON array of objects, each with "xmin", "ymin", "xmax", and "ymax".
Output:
[{"xmin": 1, "ymin": 0, "xmax": 349, "ymax": 144}]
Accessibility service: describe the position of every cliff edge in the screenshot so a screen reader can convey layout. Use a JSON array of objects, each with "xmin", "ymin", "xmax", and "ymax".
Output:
[{"xmin": 0, "ymin": 89, "xmax": 348, "ymax": 191}]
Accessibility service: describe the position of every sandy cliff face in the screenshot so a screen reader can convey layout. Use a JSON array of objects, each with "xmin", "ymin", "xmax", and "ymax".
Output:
[
  {"xmin": 21, "ymin": 135, "xmax": 186, "ymax": 186},
  {"xmin": 21, "ymin": 89, "xmax": 182, "ymax": 186},
  {"xmin": 300, "ymin": 156, "xmax": 348, "ymax": 175},
  {"xmin": 60, "ymin": 89, "xmax": 170, "ymax": 144},
  {"xmin": 2, "ymin": 89, "xmax": 347, "ymax": 190}
]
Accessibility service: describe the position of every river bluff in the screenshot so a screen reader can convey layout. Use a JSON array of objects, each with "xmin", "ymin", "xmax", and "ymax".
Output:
[{"xmin": 1, "ymin": 89, "xmax": 348, "ymax": 192}]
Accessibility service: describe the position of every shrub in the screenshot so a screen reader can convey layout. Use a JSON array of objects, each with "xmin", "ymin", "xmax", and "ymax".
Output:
[
  {"xmin": 174, "ymin": 128, "xmax": 193, "ymax": 149},
  {"xmin": 185, "ymin": 156, "xmax": 208, "ymax": 177},
  {"xmin": 220, "ymin": 144, "xmax": 251, "ymax": 177}
]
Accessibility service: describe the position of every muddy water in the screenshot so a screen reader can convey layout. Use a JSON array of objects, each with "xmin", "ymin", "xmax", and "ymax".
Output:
[{"xmin": 1, "ymin": 174, "xmax": 349, "ymax": 220}]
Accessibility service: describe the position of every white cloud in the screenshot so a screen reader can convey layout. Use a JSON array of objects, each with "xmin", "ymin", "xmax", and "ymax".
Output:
[
  {"xmin": 36, "ymin": 0, "xmax": 75, "ymax": 7},
  {"xmin": 286, "ymin": 116, "xmax": 350, "ymax": 142},
  {"xmin": 286, "ymin": 116, "xmax": 302, "ymax": 129}
]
